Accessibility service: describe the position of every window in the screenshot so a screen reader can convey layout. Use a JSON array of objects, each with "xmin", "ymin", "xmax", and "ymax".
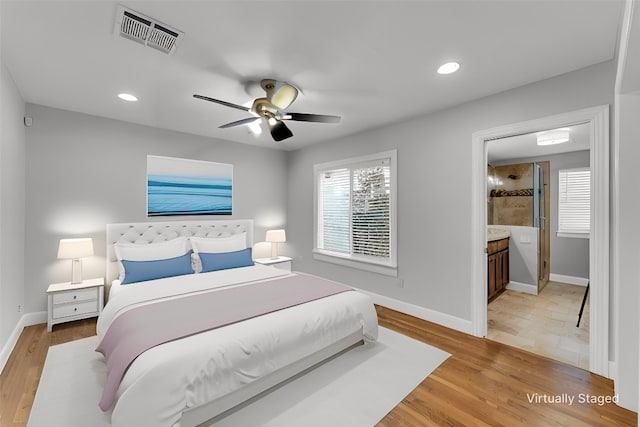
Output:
[
  {"xmin": 558, "ymin": 167, "xmax": 590, "ymax": 238},
  {"xmin": 314, "ymin": 150, "xmax": 397, "ymax": 276}
]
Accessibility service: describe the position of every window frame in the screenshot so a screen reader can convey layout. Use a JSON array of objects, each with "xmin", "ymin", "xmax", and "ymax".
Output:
[
  {"xmin": 313, "ymin": 150, "xmax": 397, "ymax": 276},
  {"xmin": 557, "ymin": 166, "xmax": 591, "ymax": 239}
]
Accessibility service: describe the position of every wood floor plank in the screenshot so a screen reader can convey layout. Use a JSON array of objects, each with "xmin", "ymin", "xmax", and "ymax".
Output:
[{"xmin": 0, "ymin": 309, "xmax": 636, "ymax": 427}]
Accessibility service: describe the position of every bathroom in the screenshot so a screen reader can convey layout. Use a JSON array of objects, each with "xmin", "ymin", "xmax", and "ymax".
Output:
[
  {"xmin": 485, "ymin": 124, "xmax": 591, "ymax": 370},
  {"xmin": 487, "ymin": 161, "xmax": 550, "ymax": 296}
]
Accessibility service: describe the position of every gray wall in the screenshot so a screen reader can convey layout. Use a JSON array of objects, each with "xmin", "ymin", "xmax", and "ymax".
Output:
[
  {"xmin": 286, "ymin": 60, "xmax": 614, "ymax": 326},
  {"xmin": 493, "ymin": 150, "xmax": 590, "ymax": 281},
  {"xmin": 24, "ymin": 104, "xmax": 288, "ymax": 313},
  {"xmin": 615, "ymin": 91, "xmax": 640, "ymax": 409},
  {"xmin": 0, "ymin": 61, "xmax": 26, "ymax": 355}
]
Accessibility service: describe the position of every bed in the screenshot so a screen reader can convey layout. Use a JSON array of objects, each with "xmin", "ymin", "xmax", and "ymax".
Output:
[{"xmin": 101, "ymin": 219, "xmax": 378, "ymax": 427}]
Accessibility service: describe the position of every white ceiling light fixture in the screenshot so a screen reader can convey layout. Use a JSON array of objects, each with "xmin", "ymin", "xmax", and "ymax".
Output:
[
  {"xmin": 117, "ymin": 93, "xmax": 138, "ymax": 102},
  {"xmin": 437, "ymin": 62, "xmax": 460, "ymax": 75},
  {"xmin": 536, "ymin": 127, "xmax": 571, "ymax": 146}
]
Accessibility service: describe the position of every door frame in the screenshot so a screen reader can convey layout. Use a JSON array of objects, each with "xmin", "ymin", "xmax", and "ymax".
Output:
[{"xmin": 470, "ymin": 105, "xmax": 610, "ymax": 378}]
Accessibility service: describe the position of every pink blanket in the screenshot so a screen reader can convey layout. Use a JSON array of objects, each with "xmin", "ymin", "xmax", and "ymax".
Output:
[{"xmin": 95, "ymin": 273, "xmax": 352, "ymax": 411}]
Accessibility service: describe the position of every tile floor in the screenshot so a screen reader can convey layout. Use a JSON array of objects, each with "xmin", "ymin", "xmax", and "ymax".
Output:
[{"xmin": 487, "ymin": 281, "xmax": 589, "ymax": 370}]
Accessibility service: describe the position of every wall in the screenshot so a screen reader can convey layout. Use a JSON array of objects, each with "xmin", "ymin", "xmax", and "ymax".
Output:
[
  {"xmin": 24, "ymin": 104, "xmax": 288, "ymax": 313},
  {"xmin": 504, "ymin": 226, "xmax": 538, "ymax": 291},
  {"xmin": 615, "ymin": 1, "xmax": 640, "ymax": 411},
  {"xmin": 0, "ymin": 61, "xmax": 26, "ymax": 365},
  {"xmin": 287, "ymin": 60, "xmax": 614, "ymax": 332}
]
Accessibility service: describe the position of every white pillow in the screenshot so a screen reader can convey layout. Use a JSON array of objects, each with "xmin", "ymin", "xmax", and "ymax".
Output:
[
  {"xmin": 190, "ymin": 233, "xmax": 247, "ymax": 254},
  {"xmin": 114, "ymin": 236, "xmax": 190, "ymax": 261}
]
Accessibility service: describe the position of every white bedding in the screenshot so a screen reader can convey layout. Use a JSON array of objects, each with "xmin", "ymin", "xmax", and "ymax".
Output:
[{"xmin": 97, "ymin": 265, "xmax": 378, "ymax": 427}]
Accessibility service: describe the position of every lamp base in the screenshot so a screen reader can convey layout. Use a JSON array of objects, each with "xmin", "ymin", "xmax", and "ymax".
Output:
[
  {"xmin": 71, "ymin": 259, "xmax": 83, "ymax": 284},
  {"xmin": 270, "ymin": 242, "xmax": 279, "ymax": 260}
]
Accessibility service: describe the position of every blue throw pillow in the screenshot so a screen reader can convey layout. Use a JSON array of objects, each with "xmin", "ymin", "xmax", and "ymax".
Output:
[
  {"xmin": 199, "ymin": 248, "xmax": 254, "ymax": 273},
  {"xmin": 121, "ymin": 252, "xmax": 194, "ymax": 284}
]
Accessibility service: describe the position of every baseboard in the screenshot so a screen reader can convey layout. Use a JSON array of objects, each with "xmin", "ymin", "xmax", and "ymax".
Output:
[
  {"xmin": 549, "ymin": 273, "xmax": 589, "ymax": 286},
  {"xmin": 0, "ymin": 311, "xmax": 47, "ymax": 375},
  {"xmin": 353, "ymin": 288, "xmax": 473, "ymax": 334},
  {"xmin": 506, "ymin": 281, "xmax": 538, "ymax": 295}
]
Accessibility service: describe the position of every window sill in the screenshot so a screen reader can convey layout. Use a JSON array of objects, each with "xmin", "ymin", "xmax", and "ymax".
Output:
[
  {"xmin": 312, "ymin": 250, "xmax": 397, "ymax": 277},
  {"xmin": 557, "ymin": 231, "xmax": 590, "ymax": 239}
]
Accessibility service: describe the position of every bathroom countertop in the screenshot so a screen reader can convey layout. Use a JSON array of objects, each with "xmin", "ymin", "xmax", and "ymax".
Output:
[{"xmin": 487, "ymin": 227, "xmax": 511, "ymax": 241}]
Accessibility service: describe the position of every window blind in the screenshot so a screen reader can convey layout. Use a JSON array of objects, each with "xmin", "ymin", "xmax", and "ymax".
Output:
[
  {"xmin": 317, "ymin": 157, "xmax": 392, "ymax": 263},
  {"xmin": 319, "ymin": 168, "xmax": 350, "ymax": 254},
  {"xmin": 558, "ymin": 168, "xmax": 590, "ymax": 234}
]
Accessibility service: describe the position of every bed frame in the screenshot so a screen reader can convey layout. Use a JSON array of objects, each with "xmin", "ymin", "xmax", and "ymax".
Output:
[{"xmin": 104, "ymin": 219, "xmax": 364, "ymax": 427}]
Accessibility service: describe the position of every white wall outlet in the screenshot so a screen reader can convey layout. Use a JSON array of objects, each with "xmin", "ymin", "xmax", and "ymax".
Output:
[
  {"xmin": 520, "ymin": 235, "xmax": 532, "ymax": 244},
  {"xmin": 17, "ymin": 304, "xmax": 22, "ymax": 312},
  {"xmin": 397, "ymin": 278, "xmax": 405, "ymax": 288}
]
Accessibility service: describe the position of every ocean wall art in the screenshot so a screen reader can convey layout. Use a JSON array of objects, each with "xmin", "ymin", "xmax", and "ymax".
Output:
[{"xmin": 147, "ymin": 155, "xmax": 233, "ymax": 216}]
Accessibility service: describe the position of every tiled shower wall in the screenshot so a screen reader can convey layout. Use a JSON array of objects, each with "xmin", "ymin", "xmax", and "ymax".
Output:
[{"xmin": 488, "ymin": 163, "xmax": 534, "ymax": 226}]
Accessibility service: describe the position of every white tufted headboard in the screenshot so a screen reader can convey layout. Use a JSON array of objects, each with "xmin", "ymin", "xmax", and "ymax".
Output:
[{"xmin": 106, "ymin": 219, "xmax": 254, "ymax": 285}]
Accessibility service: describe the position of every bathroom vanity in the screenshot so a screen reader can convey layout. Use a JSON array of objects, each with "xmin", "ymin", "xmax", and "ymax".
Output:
[{"xmin": 488, "ymin": 230, "xmax": 510, "ymax": 301}]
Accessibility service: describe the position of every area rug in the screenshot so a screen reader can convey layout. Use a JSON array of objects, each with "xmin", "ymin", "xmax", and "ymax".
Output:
[{"xmin": 28, "ymin": 327, "xmax": 449, "ymax": 427}]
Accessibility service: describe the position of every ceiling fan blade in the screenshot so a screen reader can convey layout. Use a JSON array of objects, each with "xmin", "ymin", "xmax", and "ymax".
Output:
[
  {"xmin": 283, "ymin": 113, "xmax": 341, "ymax": 123},
  {"xmin": 219, "ymin": 117, "xmax": 260, "ymax": 129},
  {"xmin": 193, "ymin": 94, "xmax": 249, "ymax": 112},
  {"xmin": 268, "ymin": 120, "xmax": 293, "ymax": 142}
]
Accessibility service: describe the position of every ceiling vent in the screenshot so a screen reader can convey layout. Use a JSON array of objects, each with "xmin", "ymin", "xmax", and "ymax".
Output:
[{"xmin": 114, "ymin": 5, "xmax": 183, "ymax": 55}]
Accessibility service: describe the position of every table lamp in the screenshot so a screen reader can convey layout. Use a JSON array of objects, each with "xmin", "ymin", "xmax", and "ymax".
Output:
[
  {"xmin": 57, "ymin": 238, "xmax": 94, "ymax": 284},
  {"xmin": 265, "ymin": 229, "xmax": 286, "ymax": 259}
]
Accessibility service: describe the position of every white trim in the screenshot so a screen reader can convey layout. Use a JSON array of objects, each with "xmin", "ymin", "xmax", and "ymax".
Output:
[
  {"xmin": 505, "ymin": 281, "xmax": 538, "ymax": 295},
  {"xmin": 549, "ymin": 274, "xmax": 590, "ymax": 287},
  {"xmin": 312, "ymin": 251, "xmax": 398, "ymax": 277},
  {"xmin": 355, "ymin": 287, "xmax": 473, "ymax": 334},
  {"xmin": 471, "ymin": 105, "xmax": 610, "ymax": 378},
  {"xmin": 0, "ymin": 311, "xmax": 47, "ymax": 375},
  {"xmin": 556, "ymin": 232, "xmax": 589, "ymax": 239}
]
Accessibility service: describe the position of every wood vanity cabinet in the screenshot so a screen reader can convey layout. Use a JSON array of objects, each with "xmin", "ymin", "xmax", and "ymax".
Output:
[{"xmin": 488, "ymin": 237, "xmax": 509, "ymax": 301}]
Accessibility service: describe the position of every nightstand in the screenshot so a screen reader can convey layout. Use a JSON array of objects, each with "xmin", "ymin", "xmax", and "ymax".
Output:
[
  {"xmin": 46, "ymin": 277, "xmax": 105, "ymax": 332},
  {"xmin": 254, "ymin": 256, "xmax": 292, "ymax": 272}
]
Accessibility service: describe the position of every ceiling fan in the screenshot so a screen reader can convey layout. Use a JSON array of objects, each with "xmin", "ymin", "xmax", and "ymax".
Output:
[{"xmin": 193, "ymin": 79, "xmax": 341, "ymax": 142}]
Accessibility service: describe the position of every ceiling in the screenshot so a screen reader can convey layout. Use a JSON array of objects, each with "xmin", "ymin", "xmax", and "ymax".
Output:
[
  {"xmin": 0, "ymin": 1, "xmax": 625, "ymax": 150},
  {"xmin": 487, "ymin": 123, "xmax": 590, "ymax": 163}
]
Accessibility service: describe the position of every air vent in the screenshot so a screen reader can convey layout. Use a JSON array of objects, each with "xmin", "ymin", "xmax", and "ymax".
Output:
[{"xmin": 114, "ymin": 5, "xmax": 183, "ymax": 55}]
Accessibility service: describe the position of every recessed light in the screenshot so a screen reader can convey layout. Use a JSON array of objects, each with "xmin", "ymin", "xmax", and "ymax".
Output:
[
  {"xmin": 117, "ymin": 93, "xmax": 138, "ymax": 102},
  {"xmin": 437, "ymin": 62, "xmax": 460, "ymax": 75}
]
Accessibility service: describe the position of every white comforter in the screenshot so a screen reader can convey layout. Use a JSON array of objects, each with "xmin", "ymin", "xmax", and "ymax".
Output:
[{"xmin": 97, "ymin": 265, "xmax": 378, "ymax": 427}]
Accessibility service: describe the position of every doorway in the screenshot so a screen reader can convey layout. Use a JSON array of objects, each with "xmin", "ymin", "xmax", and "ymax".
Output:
[
  {"xmin": 470, "ymin": 106, "xmax": 610, "ymax": 378},
  {"xmin": 485, "ymin": 125, "xmax": 590, "ymax": 369}
]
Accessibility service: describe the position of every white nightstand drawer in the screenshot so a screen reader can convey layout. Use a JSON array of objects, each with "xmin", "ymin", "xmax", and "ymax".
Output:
[
  {"xmin": 52, "ymin": 300, "xmax": 98, "ymax": 319},
  {"xmin": 52, "ymin": 287, "xmax": 97, "ymax": 304}
]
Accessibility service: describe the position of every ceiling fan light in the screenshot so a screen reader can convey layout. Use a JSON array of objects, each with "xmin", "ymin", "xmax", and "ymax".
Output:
[
  {"xmin": 536, "ymin": 128, "xmax": 570, "ymax": 146},
  {"xmin": 271, "ymin": 84, "xmax": 298, "ymax": 110},
  {"xmin": 247, "ymin": 119, "xmax": 262, "ymax": 135}
]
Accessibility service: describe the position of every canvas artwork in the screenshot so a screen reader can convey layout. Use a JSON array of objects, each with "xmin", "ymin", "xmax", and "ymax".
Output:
[{"xmin": 147, "ymin": 155, "xmax": 233, "ymax": 216}]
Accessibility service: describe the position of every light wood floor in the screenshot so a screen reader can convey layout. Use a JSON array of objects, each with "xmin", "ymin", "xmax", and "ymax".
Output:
[
  {"xmin": 1, "ymin": 307, "xmax": 636, "ymax": 427},
  {"xmin": 488, "ymin": 281, "xmax": 590, "ymax": 370}
]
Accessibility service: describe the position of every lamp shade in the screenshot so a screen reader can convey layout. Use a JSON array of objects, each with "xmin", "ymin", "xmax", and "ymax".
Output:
[
  {"xmin": 57, "ymin": 238, "xmax": 94, "ymax": 259},
  {"xmin": 265, "ymin": 229, "xmax": 286, "ymax": 243}
]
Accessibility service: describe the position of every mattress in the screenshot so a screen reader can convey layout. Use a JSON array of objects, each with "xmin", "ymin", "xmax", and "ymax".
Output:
[{"xmin": 96, "ymin": 264, "xmax": 378, "ymax": 426}]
